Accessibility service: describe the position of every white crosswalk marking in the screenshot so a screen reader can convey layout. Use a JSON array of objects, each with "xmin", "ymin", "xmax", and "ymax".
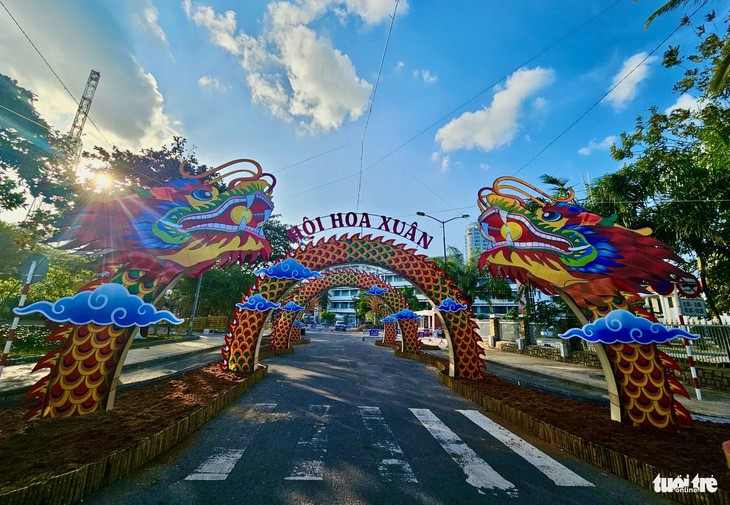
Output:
[
  {"xmin": 285, "ymin": 404, "xmax": 330, "ymax": 481},
  {"xmin": 185, "ymin": 403, "xmax": 277, "ymax": 481},
  {"xmin": 458, "ymin": 410, "xmax": 594, "ymax": 487},
  {"xmin": 358, "ymin": 406, "xmax": 417, "ymax": 483},
  {"xmin": 185, "ymin": 449, "xmax": 246, "ymax": 481},
  {"xmin": 410, "ymin": 408, "xmax": 518, "ymax": 497}
]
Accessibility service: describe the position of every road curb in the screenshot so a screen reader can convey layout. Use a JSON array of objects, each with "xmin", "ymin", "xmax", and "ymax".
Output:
[{"xmin": 0, "ymin": 366, "xmax": 268, "ymax": 505}]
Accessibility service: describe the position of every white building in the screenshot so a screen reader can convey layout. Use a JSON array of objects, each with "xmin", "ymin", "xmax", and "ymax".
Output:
[{"xmin": 465, "ymin": 221, "xmax": 489, "ymax": 263}]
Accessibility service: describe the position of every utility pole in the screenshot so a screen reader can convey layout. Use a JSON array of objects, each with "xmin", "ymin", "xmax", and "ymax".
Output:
[{"xmin": 69, "ymin": 70, "xmax": 100, "ymax": 167}]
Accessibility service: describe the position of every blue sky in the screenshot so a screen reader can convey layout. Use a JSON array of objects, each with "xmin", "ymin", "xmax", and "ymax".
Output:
[{"xmin": 1, "ymin": 0, "xmax": 724, "ymax": 256}]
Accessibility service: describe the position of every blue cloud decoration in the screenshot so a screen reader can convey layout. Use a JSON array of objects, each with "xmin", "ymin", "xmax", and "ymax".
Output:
[
  {"xmin": 436, "ymin": 297, "xmax": 468, "ymax": 312},
  {"xmin": 13, "ymin": 283, "xmax": 183, "ymax": 327},
  {"xmin": 255, "ymin": 258, "xmax": 322, "ymax": 280},
  {"xmin": 393, "ymin": 308, "xmax": 419, "ymax": 320},
  {"xmin": 280, "ymin": 301, "xmax": 305, "ymax": 312},
  {"xmin": 559, "ymin": 310, "xmax": 699, "ymax": 345},
  {"xmin": 381, "ymin": 315, "xmax": 397, "ymax": 323},
  {"xmin": 236, "ymin": 294, "xmax": 281, "ymax": 312},
  {"xmin": 364, "ymin": 286, "xmax": 388, "ymax": 296}
]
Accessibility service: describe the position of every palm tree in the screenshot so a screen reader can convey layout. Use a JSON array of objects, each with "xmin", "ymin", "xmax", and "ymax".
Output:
[
  {"xmin": 434, "ymin": 247, "xmax": 513, "ymax": 307},
  {"xmin": 645, "ymin": 0, "xmax": 729, "ymax": 94}
]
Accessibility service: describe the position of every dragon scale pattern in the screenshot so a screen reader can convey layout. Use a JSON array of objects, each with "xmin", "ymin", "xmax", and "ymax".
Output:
[
  {"xmin": 25, "ymin": 264, "xmax": 174, "ymax": 420},
  {"xmin": 268, "ymin": 269, "xmax": 409, "ymax": 350},
  {"xmin": 583, "ymin": 301, "xmax": 692, "ymax": 428},
  {"xmin": 224, "ymin": 235, "xmax": 484, "ymax": 379}
]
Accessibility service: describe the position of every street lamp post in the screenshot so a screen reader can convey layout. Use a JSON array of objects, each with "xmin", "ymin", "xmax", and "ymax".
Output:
[{"xmin": 416, "ymin": 212, "xmax": 470, "ymax": 263}]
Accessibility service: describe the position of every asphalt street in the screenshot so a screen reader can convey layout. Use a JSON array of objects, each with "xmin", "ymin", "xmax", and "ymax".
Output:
[{"xmin": 82, "ymin": 331, "xmax": 674, "ymax": 505}]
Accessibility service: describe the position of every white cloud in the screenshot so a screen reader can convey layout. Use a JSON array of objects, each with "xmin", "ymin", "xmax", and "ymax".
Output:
[
  {"xmin": 184, "ymin": 0, "xmax": 407, "ymax": 133},
  {"xmin": 412, "ymin": 69, "xmax": 437, "ymax": 83},
  {"xmin": 431, "ymin": 151, "xmax": 450, "ymax": 172},
  {"xmin": 435, "ymin": 67, "xmax": 554, "ymax": 152},
  {"xmin": 396, "ymin": 61, "xmax": 405, "ymax": 72},
  {"xmin": 665, "ymin": 93, "xmax": 702, "ymax": 115},
  {"xmin": 0, "ymin": 2, "xmax": 181, "ymax": 152},
  {"xmin": 578, "ymin": 135, "xmax": 617, "ymax": 156},
  {"xmin": 198, "ymin": 75, "xmax": 231, "ymax": 92},
  {"xmin": 133, "ymin": 2, "xmax": 168, "ymax": 47},
  {"xmin": 605, "ymin": 52, "xmax": 657, "ymax": 111},
  {"xmin": 479, "ymin": 162, "xmax": 489, "ymax": 170}
]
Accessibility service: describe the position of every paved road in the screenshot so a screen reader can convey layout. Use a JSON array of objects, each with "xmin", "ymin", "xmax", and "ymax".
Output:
[{"xmin": 84, "ymin": 331, "xmax": 672, "ymax": 505}]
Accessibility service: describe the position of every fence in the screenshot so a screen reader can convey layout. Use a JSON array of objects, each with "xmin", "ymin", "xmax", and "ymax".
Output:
[
  {"xmin": 150, "ymin": 315, "xmax": 230, "ymax": 334},
  {"xmin": 478, "ymin": 317, "xmax": 730, "ymax": 366},
  {"xmin": 657, "ymin": 324, "xmax": 730, "ymax": 366}
]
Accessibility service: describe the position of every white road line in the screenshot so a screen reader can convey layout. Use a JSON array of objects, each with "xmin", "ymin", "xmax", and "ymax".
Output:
[
  {"xmin": 185, "ymin": 449, "xmax": 246, "ymax": 481},
  {"xmin": 410, "ymin": 408, "xmax": 517, "ymax": 497},
  {"xmin": 358, "ymin": 406, "xmax": 418, "ymax": 483},
  {"xmin": 285, "ymin": 405, "xmax": 330, "ymax": 481},
  {"xmin": 458, "ymin": 410, "xmax": 594, "ymax": 487},
  {"xmin": 186, "ymin": 403, "xmax": 277, "ymax": 481}
]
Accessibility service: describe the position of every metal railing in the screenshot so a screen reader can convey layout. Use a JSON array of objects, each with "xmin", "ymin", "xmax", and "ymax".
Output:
[{"xmin": 657, "ymin": 325, "xmax": 730, "ymax": 365}]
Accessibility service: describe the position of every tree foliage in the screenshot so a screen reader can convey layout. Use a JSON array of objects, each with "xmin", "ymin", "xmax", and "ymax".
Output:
[
  {"xmin": 586, "ymin": 17, "xmax": 730, "ymax": 317},
  {"xmin": 397, "ymin": 286, "xmax": 424, "ymax": 310},
  {"xmin": 0, "ymin": 74, "xmax": 77, "ymax": 235},
  {"xmin": 645, "ymin": 4, "xmax": 730, "ymax": 94},
  {"xmin": 433, "ymin": 247, "xmax": 513, "ymax": 307},
  {"xmin": 85, "ymin": 136, "xmax": 213, "ymax": 190}
]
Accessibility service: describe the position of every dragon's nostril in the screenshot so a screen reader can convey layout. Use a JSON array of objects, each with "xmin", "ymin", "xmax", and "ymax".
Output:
[{"xmin": 230, "ymin": 206, "xmax": 252, "ymax": 225}]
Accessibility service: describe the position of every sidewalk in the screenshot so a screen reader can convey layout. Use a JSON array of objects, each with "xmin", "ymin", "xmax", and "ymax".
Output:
[
  {"xmin": 480, "ymin": 348, "xmax": 730, "ymax": 421},
  {"xmin": 0, "ymin": 334, "xmax": 226, "ymax": 396}
]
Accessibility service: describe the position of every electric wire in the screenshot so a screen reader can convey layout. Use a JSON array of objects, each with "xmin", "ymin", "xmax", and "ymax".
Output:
[
  {"xmin": 512, "ymin": 0, "xmax": 710, "ymax": 176},
  {"xmin": 278, "ymin": 0, "xmax": 623, "ymax": 205},
  {"xmin": 361, "ymin": 0, "xmax": 624, "ymax": 173},
  {"xmin": 356, "ymin": 0, "xmax": 399, "ymax": 211},
  {"xmin": 0, "ymin": 0, "xmax": 116, "ymax": 160}
]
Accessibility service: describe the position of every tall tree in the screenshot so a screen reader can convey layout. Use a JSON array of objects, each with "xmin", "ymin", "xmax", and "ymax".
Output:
[
  {"xmin": 0, "ymin": 74, "xmax": 77, "ymax": 234},
  {"xmin": 85, "ymin": 136, "xmax": 212, "ymax": 190},
  {"xmin": 586, "ymin": 17, "xmax": 730, "ymax": 317},
  {"xmin": 645, "ymin": 4, "xmax": 729, "ymax": 94}
]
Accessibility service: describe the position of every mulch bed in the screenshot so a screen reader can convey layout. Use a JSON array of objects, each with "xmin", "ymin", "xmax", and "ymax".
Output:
[
  {"xmin": 0, "ymin": 364, "xmax": 251, "ymax": 494},
  {"xmin": 461, "ymin": 374, "xmax": 730, "ymax": 490}
]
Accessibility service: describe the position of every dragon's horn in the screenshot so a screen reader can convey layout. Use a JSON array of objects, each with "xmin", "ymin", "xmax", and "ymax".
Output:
[
  {"xmin": 477, "ymin": 176, "xmax": 575, "ymax": 211},
  {"xmin": 179, "ymin": 158, "xmax": 276, "ymax": 194}
]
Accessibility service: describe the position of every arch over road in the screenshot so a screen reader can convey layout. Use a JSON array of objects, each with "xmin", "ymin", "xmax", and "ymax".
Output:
[
  {"xmin": 223, "ymin": 235, "xmax": 484, "ymax": 379},
  {"xmin": 267, "ymin": 268, "xmax": 414, "ymax": 351}
]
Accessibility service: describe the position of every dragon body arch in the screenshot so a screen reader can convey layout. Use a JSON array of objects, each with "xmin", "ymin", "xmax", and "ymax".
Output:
[
  {"xmin": 476, "ymin": 177, "xmax": 700, "ymax": 429},
  {"xmin": 224, "ymin": 235, "xmax": 483, "ymax": 379},
  {"xmin": 26, "ymin": 160, "xmax": 276, "ymax": 420},
  {"xmin": 267, "ymin": 268, "xmax": 411, "ymax": 350}
]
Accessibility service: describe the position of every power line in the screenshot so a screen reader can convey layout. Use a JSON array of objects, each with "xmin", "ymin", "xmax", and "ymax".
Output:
[
  {"xmin": 272, "ymin": 144, "xmax": 347, "ymax": 174},
  {"xmin": 0, "ymin": 0, "xmax": 163, "ymax": 187},
  {"xmin": 362, "ymin": 0, "xmax": 623, "ymax": 173},
  {"xmin": 393, "ymin": 161, "xmax": 453, "ymax": 207},
  {"xmin": 513, "ymin": 0, "xmax": 709, "ymax": 176},
  {"xmin": 277, "ymin": 0, "xmax": 623, "ymax": 206},
  {"xmin": 356, "ymin": 0, "xmax": 400, "ymax": 211}
]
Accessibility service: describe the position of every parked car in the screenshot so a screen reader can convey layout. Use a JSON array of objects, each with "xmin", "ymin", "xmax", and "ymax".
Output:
[{"xmin": 334, "ymin": 321, "xmax": 346, "ymax": 331}]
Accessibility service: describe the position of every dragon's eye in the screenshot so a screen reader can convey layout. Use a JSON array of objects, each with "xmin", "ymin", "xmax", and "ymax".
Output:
[
  {"xmin": 541, "ymin": 210, "xmax": 562, "ymax": 222},
  {"xmin": 191, "ymin": 189, "xmax": 213, "ymax": 201}
]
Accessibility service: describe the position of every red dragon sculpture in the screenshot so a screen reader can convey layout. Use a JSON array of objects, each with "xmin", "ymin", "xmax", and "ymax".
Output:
[
  {"xmin": 477, "ymin": 177, "xmax": 701, "ymax": 429},
  {"xmin": 26, "ymin": 159, "xmax": 275, "ymax": 420}
]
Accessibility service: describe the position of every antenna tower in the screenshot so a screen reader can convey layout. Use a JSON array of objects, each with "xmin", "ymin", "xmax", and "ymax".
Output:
[{"xmin": 69, "ymin": 69, "xmax": 100, "ymax": 167}]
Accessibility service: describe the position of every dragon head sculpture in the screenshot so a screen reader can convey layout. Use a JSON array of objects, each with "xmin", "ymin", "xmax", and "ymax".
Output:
[
  {"xmin": 58, "ymin": 159, "xmax": 276, "ymax": 276},
  {"xmin": 476, "ymin": 177, "xmax": 700, "ymax": 308}
]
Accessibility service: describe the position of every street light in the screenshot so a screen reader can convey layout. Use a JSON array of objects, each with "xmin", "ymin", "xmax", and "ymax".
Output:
[{"xmin": 416, "ymin": 211, "xmax": 470, "ymax": 263}]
